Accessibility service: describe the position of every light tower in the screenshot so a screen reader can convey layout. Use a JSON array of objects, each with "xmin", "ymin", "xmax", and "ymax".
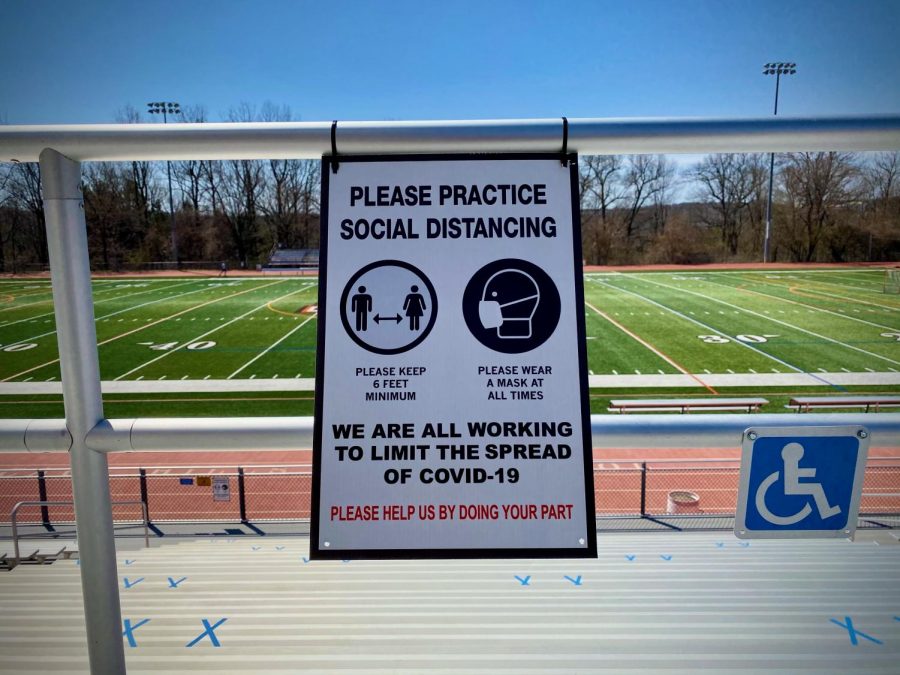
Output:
[
  {"xmin": 147, "ymin": 101, "xmax": 181, "ymax": 264},
  {"xmin": 762, "ymin": 63, "xmax": 796, "ymax": 263}
]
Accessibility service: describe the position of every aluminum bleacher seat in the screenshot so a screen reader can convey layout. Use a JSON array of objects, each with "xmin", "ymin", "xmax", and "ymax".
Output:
[{"xmin": 0, "ymin": 533, "xmax": 897, "ymax": 672}]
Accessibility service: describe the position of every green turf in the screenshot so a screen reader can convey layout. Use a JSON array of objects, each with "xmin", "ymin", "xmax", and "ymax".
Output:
[{"xmin": 1, "ymin": 269, "xmax": 898, "ymax": 418}]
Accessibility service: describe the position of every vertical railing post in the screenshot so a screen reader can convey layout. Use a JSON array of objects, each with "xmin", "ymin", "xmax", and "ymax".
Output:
[
  {"xmin": 37, "ymin": 470, "xmax": 51, "ymax": 528},
  {"xmin": 139, "ymin": 468, "xmax": 150, "ymax": 522},
  {"xmin": 40, "ymin": 148, "xmax": 125, "ymax": 674},
  {"xmin": 238, "ymin": 467, "xmax": 248, "ymax": 522},
  {"xmin": 640, "ymin": 462, "xmax": 648, "ymax": 516}
]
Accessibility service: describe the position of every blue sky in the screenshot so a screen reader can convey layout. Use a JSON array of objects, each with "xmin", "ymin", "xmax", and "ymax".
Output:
[{"xmin": 1, "ymin": 0, "xmax": 898, "ymax": 125}]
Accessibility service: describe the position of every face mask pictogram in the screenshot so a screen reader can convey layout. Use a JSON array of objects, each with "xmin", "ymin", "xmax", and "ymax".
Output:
[
  {"xmin": 478, "ymin": 269, "xmax": 540, "ymax": 339},
  {"xmin": 463, "ymin": 259, "xmax": 560, "ymax": 354}
]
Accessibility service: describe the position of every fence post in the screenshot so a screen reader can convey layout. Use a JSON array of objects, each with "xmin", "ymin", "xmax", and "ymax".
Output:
[
  {"xmin": 238, "ymin": 467, "xmax": 248, "ymax": 522},
  {"xmin": 139, "ymin": 469, "xmax": 150, "ymax": 522},
  {"xmin": 640, "ymin": 462, "xmax": 648, "ymax": 516},
  {"xmin": 37, "ymin": 470, "xmax": 50, "ymax": 528}
]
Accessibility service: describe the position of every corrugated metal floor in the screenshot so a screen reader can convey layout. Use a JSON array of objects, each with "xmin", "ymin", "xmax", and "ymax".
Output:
[{"xmin": 1, "ymin": 531, "xmax": 898, "ymax": 674}]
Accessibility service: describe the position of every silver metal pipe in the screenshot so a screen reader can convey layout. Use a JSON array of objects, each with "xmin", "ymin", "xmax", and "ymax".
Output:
[
  {"xmin": 3, "ymin": 413, "xmax": 899, "ymax": 454},
  {"xmin": 11, "ymin": 500, "xmax": 150, "ymax": 563},
  {"xmin": 77, "ymin": 413, "xmax": 900, "ymax": 452},
  {"xmin": 2, "ymin": 115, "xmax": 899, "ymax": 162},
  {"xmin": 40, "ymin": 149, "xmax": 125, "ymax": 674}
]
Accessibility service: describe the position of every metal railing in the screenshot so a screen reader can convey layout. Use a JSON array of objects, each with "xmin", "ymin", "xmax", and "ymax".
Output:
[
  {"xmin": 10, "ymin": 500, "xmax": 149, "ymax": 561},
  {"xmin": 4, "ymin": 461, "xmax": 897, "ymax": 526},
  {"xmin": 2, "ymin": 114, "xmax": 900, "ymax": 675}
]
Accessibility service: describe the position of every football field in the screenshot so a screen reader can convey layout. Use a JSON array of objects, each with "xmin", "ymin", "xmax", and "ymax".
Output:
[{"xmin": 1, "ymin": 268, "xmax": 898, "ymax": 417}]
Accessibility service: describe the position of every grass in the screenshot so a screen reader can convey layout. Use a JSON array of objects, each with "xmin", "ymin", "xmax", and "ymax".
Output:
[{"xmin": 1, "ymin": 268, "xmax": 898, "ymax": 418}]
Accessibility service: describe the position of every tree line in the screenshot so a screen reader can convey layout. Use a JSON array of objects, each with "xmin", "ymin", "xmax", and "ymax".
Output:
[{"xmin": 0, "ymin": 105, "xmax": 897, "ymax": 271}]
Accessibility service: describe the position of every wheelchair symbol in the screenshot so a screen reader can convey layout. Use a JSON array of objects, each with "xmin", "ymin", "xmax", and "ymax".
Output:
[{"xmin": 755, "ymin": 442, "xmax": 842, "ymax": 526}]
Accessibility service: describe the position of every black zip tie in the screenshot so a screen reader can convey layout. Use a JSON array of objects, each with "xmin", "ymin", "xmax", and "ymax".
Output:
[
  {"xmin": 560, "ymin": 116, "xmax": 569, "ymax": 166},
  {"xmin": 330, "ymin": 120, "xmax": 339, "ymax": 174}
]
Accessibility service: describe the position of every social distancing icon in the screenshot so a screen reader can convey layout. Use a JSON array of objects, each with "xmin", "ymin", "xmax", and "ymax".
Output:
[{"xmin": 340, "ymin": 260, "xmax": 437, "ymax": 355}]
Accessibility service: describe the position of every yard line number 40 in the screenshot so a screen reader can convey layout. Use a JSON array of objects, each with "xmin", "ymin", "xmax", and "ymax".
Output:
[{"xmin": 138, "ymin": 341, "xmax": 217, "ymax": 351}]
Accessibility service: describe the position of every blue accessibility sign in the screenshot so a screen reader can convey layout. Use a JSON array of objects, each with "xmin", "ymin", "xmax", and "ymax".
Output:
[{"xmin": 735, "ymin": 426, "xmax": 869, "ymax": 539}]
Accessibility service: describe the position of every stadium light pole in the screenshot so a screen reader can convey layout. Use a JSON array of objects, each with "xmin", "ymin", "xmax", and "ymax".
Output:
[
  {"xmin": 762, "ymin": 63, "xmax": 796, "ymax": 263},
  {"xmin": 147, "ymin": 101, "xmax": 181, "ymax": 264}
]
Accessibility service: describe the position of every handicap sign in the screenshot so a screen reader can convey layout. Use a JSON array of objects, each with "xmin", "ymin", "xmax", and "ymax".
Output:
[{"xmin": 736, "ymin": 426, "xmax": 869, "ymax": 539}]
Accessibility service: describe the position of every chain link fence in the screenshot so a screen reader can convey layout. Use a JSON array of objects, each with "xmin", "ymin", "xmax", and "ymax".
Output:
[{"xmin": 2, "ymin": 460, "xmax": 898, "ymax": 525}]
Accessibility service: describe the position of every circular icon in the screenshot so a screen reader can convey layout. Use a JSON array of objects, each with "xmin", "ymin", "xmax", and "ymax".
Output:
[
  {"xmin": 462, "ymin": 258, "xmax": 560, "ymax": 354},
  {"xmin": 340, "ymin": 260, "xmax": 437, "ymax": 355}
]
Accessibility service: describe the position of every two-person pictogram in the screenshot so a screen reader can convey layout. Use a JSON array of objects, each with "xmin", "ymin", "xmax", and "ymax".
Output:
[
  {"xmin": 351, "ymin": 284, "xmax": 427, "ymax": 332},
  {"xmin": 341, "ymin": 261, "xmax": 437, "ymax": 355}
]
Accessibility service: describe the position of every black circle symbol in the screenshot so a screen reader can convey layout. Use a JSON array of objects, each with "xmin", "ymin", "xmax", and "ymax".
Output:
[
  {"xmin": 462, "ymin": 258, "xmax": 560, "ymax": 354},
  {"xmin": 340, "ymin": 260, "xmax": 438, "ymax": 355}
]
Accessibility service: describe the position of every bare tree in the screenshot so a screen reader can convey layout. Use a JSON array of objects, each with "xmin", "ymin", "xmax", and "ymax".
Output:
[
  {"xmin": 620, "ymin": 155, "xmax": 674, "ymax": 242},
  {"xmin": 5, "ymin": 162, "xmax": 48, "ymax": 266},
  {"xmin": 780, "ymin": 152, "xmax": 860, "ymax": 261},
  {"xmin": 860, "ymin": 152, "xmax": 900, "ymax": 260},
  {"xmin": 691, "ymin": 154, "xmax": 763, "ymax": 257}
]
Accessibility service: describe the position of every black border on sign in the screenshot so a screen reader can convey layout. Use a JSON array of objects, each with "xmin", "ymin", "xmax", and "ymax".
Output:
[{"xmin": 311, "ymin": 152, "xmax": 596, "ymax": 560}]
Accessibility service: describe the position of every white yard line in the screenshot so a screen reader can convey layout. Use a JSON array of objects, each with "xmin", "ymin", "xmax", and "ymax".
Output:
[
  {"xmin": 114, "ymin": 285, "xmax": 306, "ymax": 380},
  {"xmin": 0, "ymin": 279, "xmax": 200, "ymax": 331},
  {"xmin": 585, "ymin": 300, "xmax": 715, "ymax": 393},
  {"xmin": 227, "ymin": 315, "xmax": 316, "ymax": 379},
  {"xmin": 592, "ymin": 279, "xmax": 817, "ymax": 380},
  {"xmin": 3, "ymin": 280, "xmax": 288, "ymax": 382},
  {"xmin": 706, "ymin": 276, "xmax": 898, "ymax": 332},
  {"xmin": 1, "ymin": 282, "xmax": 218, "ymax": 346},
  {"xmin": 637, "ymin": 276, "xmax": 900, "ymax": 367}
]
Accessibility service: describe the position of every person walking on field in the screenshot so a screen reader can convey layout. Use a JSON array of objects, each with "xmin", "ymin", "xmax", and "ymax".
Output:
[{"xmin": 403, "ymin": 285, "xmax": 426, "ymax": 331}]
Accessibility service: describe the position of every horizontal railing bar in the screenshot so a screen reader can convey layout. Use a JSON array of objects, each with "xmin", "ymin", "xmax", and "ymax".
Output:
[
  {"xmin": 2, "ymin": 115, "xmax": 899, "ymax": 162},
  {"xmin": 1, "ymin": 413, "xmax": 898, "ymax": 453}
]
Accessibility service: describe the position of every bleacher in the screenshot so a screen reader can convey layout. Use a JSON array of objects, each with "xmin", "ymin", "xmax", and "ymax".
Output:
[
  {"xmin": 1, "ymin": 532, "xmax": 898, "ymax": 672},
  {"xmin": 262, "ymin": 248, "xmax": 320, "ymax": 274}
]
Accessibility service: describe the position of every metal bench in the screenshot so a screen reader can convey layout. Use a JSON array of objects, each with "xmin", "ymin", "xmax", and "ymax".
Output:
[
  {"xmin": 609, "ymin": 397, "xmax": 769, "ymax": 414},
  {"xmin": 789, "ymin": 395, "xmax": 900, "ymax": 413}
]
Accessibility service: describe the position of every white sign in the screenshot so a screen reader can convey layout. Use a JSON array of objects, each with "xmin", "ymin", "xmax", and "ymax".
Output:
[
  {"xmin": 212, "ymin": 476, "xmax": 231, "ymax": 502},
  {"xmin": 311, "ymin": 154, "xmax": 594, "ymax": 559},
  {"xmin": 735, "ymin": 426, "xmax": 869, "ymax": 539}
]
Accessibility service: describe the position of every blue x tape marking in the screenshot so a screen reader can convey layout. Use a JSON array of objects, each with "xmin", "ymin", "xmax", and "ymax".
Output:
[
  {"xmin": 514, "ymin": 575, "xmax": 531, "ymax": 586},
  {"xmin": 122, "ymin": 618, "xmax": 149, "ymax": 648},
  {"xmin": 564, "ymin": 575, "xmax": 583, "ymax": 586},
  {"xmin": 186, "ymin": 618, "xmax": 228, "ymax": 647},
  {"xmin": 168, "ymin": 576, "xmax": 187, "ymax": 588},
  {"xmin": 123, "ymin": 577, "xmax": 144, "ymax": 589},
  {"xmin": 660, "ymin": 555, "xmax": 672, "ymax": 561},
  {"xmin": 829, "ymin": 617, "xmax": 883, "ymax": 645}
]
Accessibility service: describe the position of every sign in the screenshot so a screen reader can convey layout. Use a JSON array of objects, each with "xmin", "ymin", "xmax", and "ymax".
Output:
[
  {"xmin": 179, "ymin": 477, "xmax": 194, "ymax": 486},
  {"xmin": 196, "ymin": 476, "xmax": 212, "ymax": 487},
  {"xmin": 212, "ymin": 477, "xmax": 231, "ymax": 502},
  {"xmin": 735, "ymin": 426, "xmax": 870, "ymax": 539},
  {"xmin": 312, "ymin": 153, "xmax": 594, "ymax": 559}
]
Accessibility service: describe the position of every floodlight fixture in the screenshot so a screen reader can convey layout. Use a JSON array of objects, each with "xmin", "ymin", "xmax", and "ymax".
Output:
[
  {"xmin": 146, "ymin": 100, "xmax": 182, "ymax": 263},
  {"xmin": 761, "ymin": 62, "xmax": 797, "ymax": 263}
]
